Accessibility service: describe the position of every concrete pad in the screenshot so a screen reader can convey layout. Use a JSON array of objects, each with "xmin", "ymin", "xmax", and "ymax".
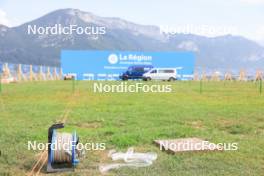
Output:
[{"xmin": 154, "ymin": 138, "xmax": 223, "ymax": 153}]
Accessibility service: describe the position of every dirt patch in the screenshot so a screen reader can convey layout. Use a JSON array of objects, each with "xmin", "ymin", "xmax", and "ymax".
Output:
[
  {"xmin": 187, "ymin": 120, "xmax": 204, "ymax": 130},
  {"xmin": 218, "ymin": 119, "xmax": 236, "ymax": 126},
  {"xmin": 75, "ymin": 121, "xmax": 103, "ymax": 129}
]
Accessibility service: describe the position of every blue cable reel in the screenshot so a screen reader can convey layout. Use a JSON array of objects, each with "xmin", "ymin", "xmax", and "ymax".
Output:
[{"xmin": 47, "ymin": 123, "xmax": 80, "ymax": 173}]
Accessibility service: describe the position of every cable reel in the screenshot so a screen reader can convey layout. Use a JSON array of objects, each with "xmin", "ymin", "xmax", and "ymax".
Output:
[{"xmin": 47, "ymin": 123, "xmax": 81, "ymax": 173}]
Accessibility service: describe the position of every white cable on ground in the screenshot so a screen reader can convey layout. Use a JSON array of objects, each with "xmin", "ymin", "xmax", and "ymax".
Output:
[{"xmin": 99, "ymin": 147, "xmax": 157, "ymax": 173}]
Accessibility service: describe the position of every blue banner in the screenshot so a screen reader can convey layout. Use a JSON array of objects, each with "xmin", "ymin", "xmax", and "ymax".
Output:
[
  {"xmin": 61, "ymin": 50, "xmax": 195, "ymax": 80},
  {"xmin": 22, "ymin": 65, "xmax": 30, "ymax": 74},
  {"xmin": 33, "ymin": 65, "xmax": 40, "ymax": 73}
]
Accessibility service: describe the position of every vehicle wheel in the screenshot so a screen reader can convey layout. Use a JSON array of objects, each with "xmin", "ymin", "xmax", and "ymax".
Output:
[
  {"xmin": 122, "ymin": 76, "xmax": 128, "ymax": 81},
  {"xmin": 168, "ymin": 77, "xmax": 175, "ymax": 81},
  {"xmin": 146, "ymin": 77, "xmax": 151, "ymax": 81}
]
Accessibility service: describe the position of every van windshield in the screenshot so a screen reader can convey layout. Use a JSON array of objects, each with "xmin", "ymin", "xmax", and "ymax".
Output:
[{"xmin": 150, "ymin": 70, "xmax": 157, "ymax": 73}]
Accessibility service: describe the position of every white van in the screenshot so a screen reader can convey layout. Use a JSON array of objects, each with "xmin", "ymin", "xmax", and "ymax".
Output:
[{"xmin": 143, "ymin": 68, "xmax": 177, "ymax": 81}]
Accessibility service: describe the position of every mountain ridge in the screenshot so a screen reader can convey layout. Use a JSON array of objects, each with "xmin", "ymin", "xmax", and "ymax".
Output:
[{"xmin": 0, "ymin": 8, "xmax": 264, "ymax": 73}]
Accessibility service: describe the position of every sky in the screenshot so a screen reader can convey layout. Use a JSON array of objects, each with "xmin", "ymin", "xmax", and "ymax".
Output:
[{"xmin": 0, "ymin": 0, "xmax": 264, "ymax": 44}]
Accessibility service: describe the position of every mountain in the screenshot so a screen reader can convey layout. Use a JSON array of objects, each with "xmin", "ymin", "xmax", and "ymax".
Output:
[{"xmin": 0, "ymin": 8, "xmax": 264, "ymax": 73}]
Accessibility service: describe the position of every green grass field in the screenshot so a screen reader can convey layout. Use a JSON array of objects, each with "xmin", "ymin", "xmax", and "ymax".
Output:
[{"xmin": 0, "ymin": 81, "xmax": 264, "ymax": 175}]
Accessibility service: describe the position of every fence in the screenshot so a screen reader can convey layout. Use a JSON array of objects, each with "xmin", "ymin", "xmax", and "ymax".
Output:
[
  {"xmin": 193, "ymin": 69, "xmax": 263, "ymax": 82},
  {"xmin": 0, "ymin": 62, "xmax": 263, "ymax": 83},
  {"xmin": 0, "ymin": 62, "xmax": 62, "ymax": 83}
]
